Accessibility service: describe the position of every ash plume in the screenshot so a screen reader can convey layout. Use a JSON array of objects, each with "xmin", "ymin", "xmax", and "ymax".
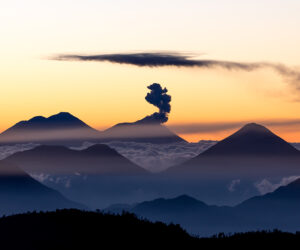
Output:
[{"xmin": 140, "ymin": 83, "xmax": 171, "ymax": 124}]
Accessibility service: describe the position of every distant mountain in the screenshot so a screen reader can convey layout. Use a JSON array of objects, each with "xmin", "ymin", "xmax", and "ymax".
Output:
[
  {"xmin": 0, "ymin": 160, "xmax": 85, "ymax": 215},
  {"xmin": 237, "ymin": 178, "xmax": 300, "ymax": 212},
  {"xmin": 167, "ymin": 123, "xmax": 300, "ymax": 178},
  {"xmin": 106, "ymin": 195, "xmax": 209, "ymax": 214},
  {"xmin": 0, "ymin": 112, "xmax": 185, "ymax": 145},
  {"xmin": 202, "ymin": 123, "xmax": 300, "ymax": 156},
  {"xmin": 105, "ymin": 195, "xmax": 234, "ymax": 235},
  {"xmin": 4, "ymin": 144, "xmax": 150, "ymax": 209},
  {"xmin": 101, "ymin": 116, "xmax": 186, "ymax": 144},
  {"xmin": 0, "ymin": 112, "xmax": 101, "ymax": 146},
  {"xmin": 5, "ymin": 144, "xmax": 147, "ymax": 175},
  {"xmin": 234, "ymin": 178, "xmax": 300, "ymax": 231},
  {"xmin": 106, "ymin": 178, "xmax": 300, "ymax": 235}
]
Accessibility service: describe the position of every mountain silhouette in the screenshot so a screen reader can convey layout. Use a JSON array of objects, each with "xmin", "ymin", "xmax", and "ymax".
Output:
[
  {"xmin": 5, "ymin": 144, "xmax": 147, "ymax": 175},
  {"xmin": 167, "ymin": 123, "xmax": 300, "ymax": 178},
  {"xmin": 0, "ymin": 160, "xmax": 85, "ymax": 215},
  {"xmin": 105, "ymin": 194, "xmax": 232, "ymax": 235},
  {"xmin": 102, "ymin": 117, "xmax": 186, "ymax": 144},
  {"xmin": 202, "ymin": 123, "xmax": 300, "ymax": 156},
  {"xmin": 237, "ymin": 178, "xmax": 300, "ymax": 212},
  {"xmin": 105, "ymin": 195, "xmax": 208, "ymax": 214},
  {"xmin": 106, "ymin": 177, "xmax": 300, "ymax": 235},
  {"xmin": 0, "ymin": 112, "xmax": 185, "ymax": 145},
  {"xmin": 0, "ymin": 112, "xmax": 101, "ymax": 146},
  {"xmin": 0, "ymin": 209, "xmax": 197, "ymax": 249},
  {"xmin": 4, "ymin": 144, "xmax": 149, "ymax": 209}
]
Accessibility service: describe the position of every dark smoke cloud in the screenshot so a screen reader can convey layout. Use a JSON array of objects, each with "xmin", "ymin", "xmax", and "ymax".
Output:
[
  {"xmin": 141, "ymin": 83, "xmax": 171, "ymax": 124},
  {"xmin": 53, "ymin": 52, "xmax": 300, "ymax": 89},
  {"xmin": 145, "ymin": 83, "xmax": 171, "ymax": 113},
  {"xmin": 54, "ymin": 52, "xmax": 257, "ymax": 68}
]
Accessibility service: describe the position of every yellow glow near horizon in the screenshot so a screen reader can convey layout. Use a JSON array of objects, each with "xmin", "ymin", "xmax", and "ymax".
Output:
[{"xmin": 1, "ymin": 0, "xmax": 300, "ymax": 142}]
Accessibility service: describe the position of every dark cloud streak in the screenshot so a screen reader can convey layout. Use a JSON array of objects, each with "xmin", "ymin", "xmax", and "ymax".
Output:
[
  {"xmin": 54, "ymin": 52, "xmax": 259, "ymax": 69},
  {"xmin": 54, "ymin": 52, "xmax": 300, "ymax": 87},
  {"xmin": 168, "ymin": 119, "xmax": 300, "ymax": 134}
]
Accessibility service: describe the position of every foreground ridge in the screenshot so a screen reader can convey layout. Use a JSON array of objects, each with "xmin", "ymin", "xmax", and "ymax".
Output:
[{"xmin": 1, "ymin": 210, "xmax": 300, "ymax": 249}]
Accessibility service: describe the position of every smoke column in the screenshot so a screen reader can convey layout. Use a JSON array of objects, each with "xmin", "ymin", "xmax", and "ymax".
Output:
[{"xmin": 142, "ymin": 83, "xmax": 171, "ymax": 124}]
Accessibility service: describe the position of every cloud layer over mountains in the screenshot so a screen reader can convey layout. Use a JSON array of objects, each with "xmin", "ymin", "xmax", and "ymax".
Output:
[
  {"xmin": 0, "ymin": 141, "xmax": 216, "ymax": 172},
  {"xmin": 2, "ymin": 141, "xmax": 300, "ymax": 173},
  {"xmin": 72, "ymin": 141, "xmax": 217, "ymax": 172}
]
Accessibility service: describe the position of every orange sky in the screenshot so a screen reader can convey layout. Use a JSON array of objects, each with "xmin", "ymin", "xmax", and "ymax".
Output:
[{"xmin": 1, "ymin": 0, "xmax": 300, "ymax": 142}]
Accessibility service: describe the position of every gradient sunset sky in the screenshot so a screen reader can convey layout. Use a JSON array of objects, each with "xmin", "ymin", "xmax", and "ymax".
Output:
[{"xmin": 1, "ymin": 0, "xmax": 300, "ymax": 142}]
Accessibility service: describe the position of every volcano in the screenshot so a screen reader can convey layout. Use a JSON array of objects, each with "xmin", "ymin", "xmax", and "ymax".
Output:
[
  {"xmin": 202, "ymin": 123, "xmax": 300, "ymax": 156},
  {"xmin": 101, "ymin": 117, "xmax": 186, "ymax": 144},
  {"xmin": 0, "ymin": 112, "xmax": 101, "ymax": 146},
  {"xmin": 0, "ymin": 112, "xmax": 185, "ymax": 145},
  {"xmin": 167, "ymin": 123, "xmax": 300, "ymax": 178}
]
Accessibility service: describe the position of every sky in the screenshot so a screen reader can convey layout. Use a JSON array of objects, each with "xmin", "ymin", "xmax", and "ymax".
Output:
[{"xmin": 1, "ymin": 0, "xmax": 300, "ymax": 142}]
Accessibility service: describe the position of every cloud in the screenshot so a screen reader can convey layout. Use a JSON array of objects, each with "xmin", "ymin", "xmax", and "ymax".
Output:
[
  {"xmin": 168, "ymin": 119, "xmax": 300, "ymax": 135},
  {"xmin": 142, "ymin": 83, "xmax": 171, "ymax": 124},
  {"xmin": 228, "ymin": 179, "xmax": 241, "ymax": 192},
  {"xmin": 254, "ymin": 176, "xmax": 300, "ymax": 195},
  {"xmin": 54, "ymin": 52, "xmax": 256, "ymax": 69},
  {"xmin": 71, "ymin": 140, "xmax": 217, "ymax": 172},
  {"xmin": 0, "ymin": 143, "xmax": 38, "ymax": 160},
  {"xmin": 30, "ymin": 173, "xmax": 74, "ymax": 188},
  {"xmin": 53, "ymin": 52, "xmax": 300, "ymax": 89}
]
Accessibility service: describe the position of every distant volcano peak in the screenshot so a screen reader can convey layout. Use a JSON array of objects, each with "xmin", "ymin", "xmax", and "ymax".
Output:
[
  {"xmin": 103, "ymin": 117, "xmax": 186, "ymax": 144},
  {"xmin": 238, "ymin": 123, "xmax": 271, "ymax": 134},
  {"xmin": 48, "ymin": 112, "xmax": 78, "ymax": 121},
  {"xmin": 28, "ymin": 116, "xmax": 46, "ymax": 122},
  {"xmin": 0, "ymin": 112, "xmax": 100, "ymax": 146},
  {"xmin": 201, "ymin": 123, "xmax": 299, "ymax": 156},
  {"xmin": 6, "ymin": 112, "xmax": 92, "ymax": 131}
]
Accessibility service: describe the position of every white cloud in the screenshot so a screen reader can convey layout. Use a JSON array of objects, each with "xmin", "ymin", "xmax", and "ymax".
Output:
[
  {"xmin": 254, "ymin": 176, "xmax": 300, "ymax": 195},
  {"xmin": 228, "ymin": 179, "xmax": 241, "ymax": 192},
  {"xmin": 0, "ymin": 143, "xmax": 39, "ymax": 160},
  {"xmin": 0, "ymin": 141, "xmax": 216, "ymax": 173},
  {"xmin": 72, "ymin": 140, "xmax": 217, "ymax": 172}
]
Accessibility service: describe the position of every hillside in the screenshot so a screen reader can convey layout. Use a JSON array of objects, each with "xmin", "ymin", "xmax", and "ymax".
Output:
[
  {"xmin": 0, "ymin": 160, "xmax": 85, "ymax": 215},
  {"xmin": 5, "ymin": 144, "xmax": 147, "ymax": 175}
]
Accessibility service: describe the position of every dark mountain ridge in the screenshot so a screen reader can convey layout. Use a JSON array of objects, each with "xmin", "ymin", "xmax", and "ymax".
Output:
[
  {"xmin": 5, "ymin": 144, "xmax": 148, "ymax": 175},
  {"xmin": 105, "ymin": 177, "xmax": 300, "ymax": 235}
]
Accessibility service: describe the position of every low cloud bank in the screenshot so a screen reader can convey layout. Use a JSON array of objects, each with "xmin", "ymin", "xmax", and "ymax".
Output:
[
  {"xmin": 0, "ymin": 143, "xmax": 38, "ymax": 160},
  {"xmin": 72, "ymin": 140, "xmax": 217, "ymax": 172}
]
